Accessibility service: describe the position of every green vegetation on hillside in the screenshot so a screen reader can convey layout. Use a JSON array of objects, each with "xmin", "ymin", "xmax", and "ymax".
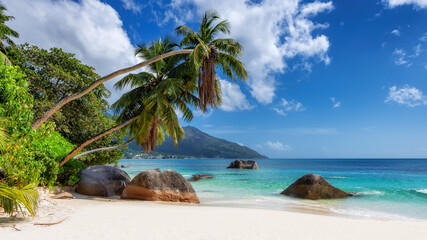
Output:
[{"xmin": 125, "ymin": 126, "xmax": 266, "ymax": 159}]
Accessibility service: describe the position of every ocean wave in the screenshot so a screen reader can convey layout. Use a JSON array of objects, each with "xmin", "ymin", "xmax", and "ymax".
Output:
[
  {"xmin": 415, "ymin": 189, "xmax": 427, "ymax": 194},
  {"xmin": 329, "ymin": 208, "xmax": 416, "ymax": 221},
  {"xmin": 325, "ymin": 176, "xmax": 348, "ymax": 179},
  {"xmin": 359, "ymin": 190, "xmax": 384, "ymax": 195}
]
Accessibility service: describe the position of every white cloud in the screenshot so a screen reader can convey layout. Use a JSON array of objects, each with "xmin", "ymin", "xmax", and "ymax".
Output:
[
  {"xmin": 413, "ymin": 44, "xmax": 422, "ymax": 57},
  {"xmin": 391, "ymin": 29, "xmax": 401, "ymax": 36},
  {"xmin": 3, "ymin": 0, "xmax": 138, "ymax": 104},
  {"xmin": 383, "ymin": 0, "xmax": 427, "ymax": 8},
  {"xmin": 266, "ymin": 141, "xmax": 292, "ymax": 151},
  {"xmin": 330, "ymin": 97, "xmax": 341, "ymax": 108},
  {"xmin": 385, "ymin": 85, "xmax": 427, "ymax": 107},
  {"xmin": 393, "ymin": 49, "xmax": 409, "ymax": 66},
  {"xmin": 219, "ymin": 79, "xmax": 253, "ymax": 112},
  {"xmin": 425, "ymin": 64, "xmax": 427, "ymax": 70},
  {"xmin": 121, "ymin": 0, "xmax": 142, "ymax": 13},
  {"xmin": 420, "ymin": 32, "xmax": 427, "ymax": 42},
  {"xmin": 166, "ymin": 0, "xmax": 333, "ymax": 104},
  {"xmin": 193, "ymin": 109, "xmax": 213, "ymax": 118},
  {"xmin": 273, "ymin": 98, "xmax": 305, "ymax": 116}
]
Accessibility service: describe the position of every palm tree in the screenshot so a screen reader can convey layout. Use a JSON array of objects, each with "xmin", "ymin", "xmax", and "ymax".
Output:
[
  {"xmin": 112, "ymin": 37, "xmax": 198, "ymax": 152},
  {"xmin": 0, "ymin": 2, "xmax": 19, "ymax": 53},
  {"xmin": 59, "ymin": 37, "xmax": 200, "ymax": 166},
  {"xmin": 0, "ymin": 117, "xmax": 38, "ymax": 217},
  {"xmin": 30, "ymin": 10, "xmax": 246, "ymax": 130},
  {"xmin": 176, "ymin": 10, "xmax": 248, "ymax": 111}
]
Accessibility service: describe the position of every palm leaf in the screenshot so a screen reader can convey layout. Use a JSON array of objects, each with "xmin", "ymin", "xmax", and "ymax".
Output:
[{"xmin": 0, "ymin": 184, "xmax": 38, "ymax": 216}]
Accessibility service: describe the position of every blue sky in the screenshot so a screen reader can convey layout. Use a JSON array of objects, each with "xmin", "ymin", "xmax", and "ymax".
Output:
[{"xmin": 4, "ymin": 0, "xmax": 427, "ymax": 158}]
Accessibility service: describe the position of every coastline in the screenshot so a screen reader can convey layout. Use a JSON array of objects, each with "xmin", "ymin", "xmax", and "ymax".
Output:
[{"xmin": 1, "ymin": 195, "xmax": 426, "ymax": 240}]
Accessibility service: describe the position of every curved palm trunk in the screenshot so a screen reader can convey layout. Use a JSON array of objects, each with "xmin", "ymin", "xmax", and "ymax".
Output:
[
  {"xmin": 73, "ymin": 138, "xmax": 133, "ymax": 159},
  {"xmin": 31, "ymin": 49, "xmax": 193, "ymax": 130},
  {"xmin": 59, "ymin": 116, "xmax": 139, "ymax": 167}
]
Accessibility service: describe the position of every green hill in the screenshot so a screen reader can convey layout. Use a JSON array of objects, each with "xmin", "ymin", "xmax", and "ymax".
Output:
[{"xmin": 124, "ymin": 126, "xmax": 267, "ymax": 159}]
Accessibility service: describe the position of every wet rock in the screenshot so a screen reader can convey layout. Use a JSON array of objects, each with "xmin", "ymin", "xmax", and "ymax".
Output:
[
  {"xmin": 227, "ymin": 160, "xmax": 259, "ymax": 169},
  {"xmin": 188, "ymin": 174, "xmax": 214, "ymax": 181},
  {"xmin": 281, "ymin": 173, "xmax": 351, "ymax": 200}
]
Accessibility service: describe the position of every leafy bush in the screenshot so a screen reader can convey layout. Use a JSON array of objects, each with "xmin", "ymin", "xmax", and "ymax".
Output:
[{"xmin": 0, "ymin": 62, "xmax": 77, "ymax": 187}]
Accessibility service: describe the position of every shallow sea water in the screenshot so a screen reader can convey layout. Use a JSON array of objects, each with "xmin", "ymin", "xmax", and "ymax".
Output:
[{"xmin": 118, "ymin": 158, "xmax": 427, "ymax": 220}]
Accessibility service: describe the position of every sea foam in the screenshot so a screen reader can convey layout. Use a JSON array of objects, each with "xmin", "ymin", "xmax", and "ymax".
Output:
[{"xmin": 415, "ymin": 189, "xmax": 427, "ymax": 194}]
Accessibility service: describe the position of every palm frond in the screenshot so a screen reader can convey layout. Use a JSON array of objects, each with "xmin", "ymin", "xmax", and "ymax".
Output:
[{"xmin": 0, "ymin": 184, "xmax": 38, "ymax": 216}]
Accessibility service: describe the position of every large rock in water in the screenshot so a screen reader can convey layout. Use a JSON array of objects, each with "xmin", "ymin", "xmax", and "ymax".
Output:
[
  {"xmin": 281, "ymin": 174, "xmax": 350, "ymax": 200},
  {"xmin": 75, "ymin": 165, "xmax": 131, "ymax": 197},
  {"xmin": 227, "ymin": 160, "xmax": 259, "ymax": 169},
  {"xmin": 121, "ymin": 169, "xmax": 200, "ymax": 203}
]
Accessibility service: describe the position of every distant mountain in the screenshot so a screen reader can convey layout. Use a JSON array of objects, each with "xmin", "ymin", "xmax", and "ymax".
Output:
[{"xmin": 125, "ymin": 126, "xmax": 267, "ymax": 159}]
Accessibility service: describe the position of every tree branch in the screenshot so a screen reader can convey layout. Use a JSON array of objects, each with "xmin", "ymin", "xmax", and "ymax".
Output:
[
  {"xmin": 74, "ymin": 138, "xmax": 133, "ymax": 159},
  {"xmin": 31, "ymin": 49, "xmax": 193, "ymax": 129},
  {"xmin": 59, "ymin": 115, "xmax": 139, "ymax": 167}
]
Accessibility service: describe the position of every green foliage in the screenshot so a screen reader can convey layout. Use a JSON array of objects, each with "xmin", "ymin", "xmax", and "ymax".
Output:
[
  {"xmin": 1, "ymin": 122, "xmax": 74, "ymax": 187},
  {"xmin": 0, "ymin": 61, "xmax": 77, "ymax": 187},
  {"xmin": 6, "ymin": 44, "xmax": 124, "ymax": 165},
  {"xmin": 176, "ymin": 10, "xmax": 247, "ymax": 110},
  {"xmin": 0, "ymin": 61, "xmax": 33, "ymax": 137},
  {"xmin": 112, "ymin": 37, "xmax": 199, "ymax": 152},
  {"xmin": 58, "ymin": 159, "xmax": 85, "ymax": 186},
  {"xmin": 0, "ymin": 183, "xmax": 38, "ymax": 216}
]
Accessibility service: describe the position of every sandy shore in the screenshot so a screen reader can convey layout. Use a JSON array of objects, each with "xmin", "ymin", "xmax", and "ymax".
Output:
[{"xmin": 1, "ymin": 196, "xmax": 426, "ymax": 240}]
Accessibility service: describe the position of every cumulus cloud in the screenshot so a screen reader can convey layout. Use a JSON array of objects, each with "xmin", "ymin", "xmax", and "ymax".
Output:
[
  {"xmin": 330, "ymin": 97, "xmax": 341, "ymax": 108},
  {"xmin": 4, "ymin": 0, "xmax": 138, "ymax": 103},
  {"xmin": 219, "ymin": 79, "xmax": 253, "ymax": 112},
  {"xmin": 391, "ymin": 29, "xmax": 401, "ymax": 36},
  {"xmin": 273, "ymin": 98, "xmax": 305, "ymax": 116},
  {"xmin": 266, "ymin": 141, "xmax": 292, "ymax": 151},
  {"xmin": 121, "ymin": 0, "xmax": 142, "ymax": 13},
  {"xmin": 164, "ymin": 0, "xmax": 333, "ymax": 104},
  {"xmin": 383, "ymin": 0, "xmax": 427, "ymax": 8},
  {"xmin": 385, "ymin": 85, "xmax": 427, "ymax": 107}
]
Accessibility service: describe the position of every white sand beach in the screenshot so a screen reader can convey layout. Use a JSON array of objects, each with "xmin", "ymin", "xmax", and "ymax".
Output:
[{"xmin": 1, "ymin": 196, "xmax": 426, "ymax": 240}]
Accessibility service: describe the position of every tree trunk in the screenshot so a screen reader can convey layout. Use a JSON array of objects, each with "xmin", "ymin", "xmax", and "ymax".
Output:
[
  {"xmin": 73, "ymin": 138, "xmax": 133, "ymax": 159},
  {"xmin": 31, "ymin": 49, "xmax": 193, "ymax": 130},
  {"xmin": 59, "ymin": 115, "xmax": 139, "ymax": 167}
]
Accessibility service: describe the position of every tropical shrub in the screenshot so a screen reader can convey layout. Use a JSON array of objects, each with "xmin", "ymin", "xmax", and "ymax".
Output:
[{"xmin": 0, "ymin": 61, "xmax": 76, "ymax": 187}]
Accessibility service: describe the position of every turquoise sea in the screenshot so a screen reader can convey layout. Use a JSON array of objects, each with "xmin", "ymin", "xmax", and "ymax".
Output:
[{"xmin": 118, "ymin": 158, "xmax": 427, "ymax": 220}]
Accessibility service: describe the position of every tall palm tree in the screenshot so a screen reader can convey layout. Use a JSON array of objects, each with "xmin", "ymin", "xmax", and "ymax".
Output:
[
  {"xmin": 0, "ymin": 2, "xmax": 19, "ymax": 53},
  {"xmin": 59, "ymin": 37, "xmax": 201, "ymax": 166},
  {"xmin": 176, "ymin": 10, "xmax": 248, "ymax": 111},
  {"xmin": 112, "ymin": 37, "xmax": 200, "ymax": 152}
]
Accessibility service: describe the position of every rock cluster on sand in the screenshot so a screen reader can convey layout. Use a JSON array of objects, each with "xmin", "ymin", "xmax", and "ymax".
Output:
[
  {"xmin": 227, "ymin": 160, "xmax": 259, "ymax": 169},
  {"xmin": 188, "ymin": 174, "xmax": 214, "ymax": 181},
  {"xmin": 121, "ymin": 169, "xmax": 200, "ymax": 203},
  {"xmin": 76, "ymin": 165, "xmax": 131, "ymax": 197},
  {"xmin": 281, "ymin": 173, "xmax": 351, "ymax": 200}
]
